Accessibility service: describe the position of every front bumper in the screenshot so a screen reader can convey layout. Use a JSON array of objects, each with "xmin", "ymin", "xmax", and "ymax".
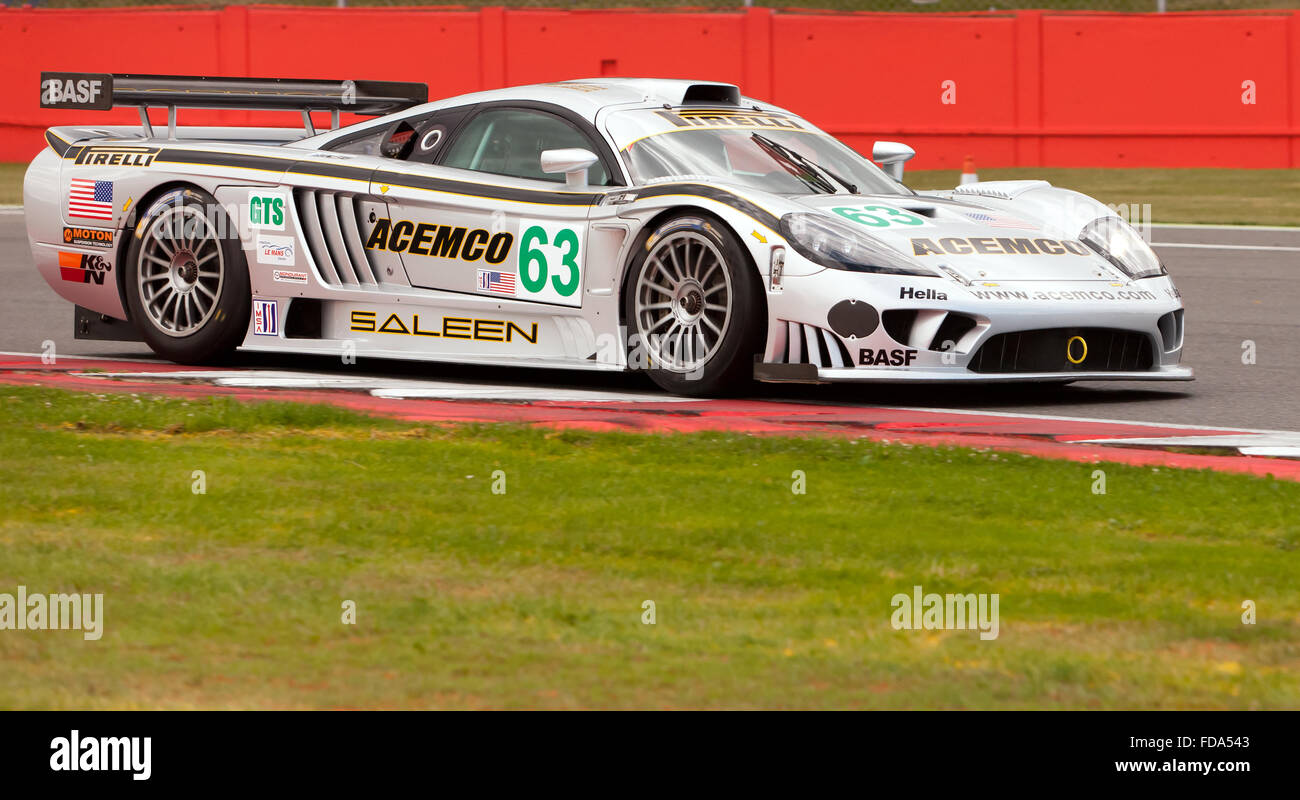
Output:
[
  {"xmin": 755, "ymin": 363, "xmax": 1193, "ymax": 384},
  {"xmin": 760, "ymin": 265, "xmax": 1189, "ymax": 384}
]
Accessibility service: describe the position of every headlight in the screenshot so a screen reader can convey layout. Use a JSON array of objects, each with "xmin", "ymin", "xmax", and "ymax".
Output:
[
  {"xmin": 779, "ymin": 213, "xmax": 938, "ymax": 276},
  {"xmin": 1079, "ymin": 217, "xmax": 1165, "ymax": 279}
]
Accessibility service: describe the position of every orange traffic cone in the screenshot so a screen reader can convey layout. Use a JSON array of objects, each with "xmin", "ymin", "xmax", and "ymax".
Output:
[{"xmin": 959, "ymin": 155, "xmax": 979, "ymax": 185}]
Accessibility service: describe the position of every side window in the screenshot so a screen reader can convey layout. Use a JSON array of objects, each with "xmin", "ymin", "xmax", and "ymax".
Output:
[
  {"xmin": 327, "ymin": 124, "xmax": 391, "ymax": 157},
  {"xmin": 406, "ymin": 107, "xmax": 472, "ymax": 165},
  {"xmin": 324, "ymin": 107, "xmax": 471, "ymax": 162},
  {"xmin": 440, "ymin": 108, "xmax": 610, "ymax": 185}
]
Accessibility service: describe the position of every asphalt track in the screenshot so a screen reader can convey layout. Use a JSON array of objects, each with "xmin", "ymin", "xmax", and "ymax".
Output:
[{"xmin": 2, "ymin": 209, "xmax": 1296, "ymax": 436}]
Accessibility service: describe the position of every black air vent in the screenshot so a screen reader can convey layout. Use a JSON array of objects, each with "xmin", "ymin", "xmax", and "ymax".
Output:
[
  {"xmin": 682, "ymin": 84, "xmax": 741, "ymax": 105},
  {"xmin": 968, "ymin": 328, "xmax": 1154, "ymax": 373}
]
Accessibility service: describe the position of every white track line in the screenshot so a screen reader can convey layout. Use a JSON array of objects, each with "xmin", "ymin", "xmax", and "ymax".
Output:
[
  {"xmin": 1152, "ymin": 242, "xmax": 1300, "ymax": 252},
  {"xmin": 876, "ymin": 404, "xmax": 1300, "ymax": 437},
  {"xmin": 0, "ymin": 350, "xmax": 161, "ymax": 364},
  {"xmin": 2, "ymin": 353, "xmax": 1300, "ymax": 434},
  {"xmin": 1151, "ymin": 223, "xmax": 1300, "ymax": 232},
  {"xmin": 73, "ymin": 369, "xmax": 703, "ymax": 403}
]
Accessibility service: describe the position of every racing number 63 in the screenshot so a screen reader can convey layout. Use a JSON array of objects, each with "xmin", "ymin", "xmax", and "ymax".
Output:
[
  {"xmin": 520, "ymin": 225, "xmax": 580, "ymax": 297},
  {"xmin": 832, "ymin": 205, "xmax": 926, "ymax": 228}
]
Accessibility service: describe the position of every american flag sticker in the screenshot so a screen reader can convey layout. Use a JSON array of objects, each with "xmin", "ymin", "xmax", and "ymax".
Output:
[
  {"xmin": 252, "ymin": 299, "xmax": 278, "ymax": 336},
  {"xmin": 67, "ymin": 178, "xmax": 114, "ymax": 221},
  {"xmin": 477, "ymin": 269, "xmax": 517, "ymax": 297}
]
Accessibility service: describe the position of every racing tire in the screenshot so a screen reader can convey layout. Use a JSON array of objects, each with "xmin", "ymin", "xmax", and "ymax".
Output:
[
  {"xmin": 123, "ymin": 187, "xmax": 251, "ymax": 364},
  {"xmin": 624, "ymin": 213, "xmax": 764, "ymax": 396}
]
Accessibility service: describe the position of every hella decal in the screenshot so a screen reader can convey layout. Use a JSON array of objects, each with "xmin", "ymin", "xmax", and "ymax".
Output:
[
  {"xmin": 910, "ymin": 237, "xmax": 1090, "ymax": 257},
  {"xmin": 365, "ymin": 219, "xmax": 512, "ymax": 264},
  {"xmin": 899, "ymin": 287, "xmax": 947, "ymax": 301}
]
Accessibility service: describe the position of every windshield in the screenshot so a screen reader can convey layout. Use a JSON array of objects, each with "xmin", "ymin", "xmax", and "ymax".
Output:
[{"xmin": 613, "ymin": 115, "xmax": 910, "ymax": 196}]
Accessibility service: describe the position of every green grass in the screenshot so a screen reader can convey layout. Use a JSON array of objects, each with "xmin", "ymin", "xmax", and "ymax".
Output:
[
  {"xmin": 908, "ymin": 167, "xmax": 1300, "ymax": 226},
  {"xmin": 1, "ymin": 386, "xmax": 1297, "ymax": 709},
  {"xmin": 0, "ymin": 164, "xmax": 23, "ymax": 206}
]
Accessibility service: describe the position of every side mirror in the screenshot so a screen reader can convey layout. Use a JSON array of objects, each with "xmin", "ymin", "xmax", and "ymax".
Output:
[
  {"xmin": 541, "ymin": 148, "xmax": 599, "ymax": 188},
  {"xmin": 872, "ymin": 141, "xmax": 916, "ymax": 183}
]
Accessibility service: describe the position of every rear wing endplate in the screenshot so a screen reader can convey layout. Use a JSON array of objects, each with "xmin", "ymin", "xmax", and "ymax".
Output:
[{"xmin": 39, "ymin": 72, "xmax": 428, "ymax": 137}]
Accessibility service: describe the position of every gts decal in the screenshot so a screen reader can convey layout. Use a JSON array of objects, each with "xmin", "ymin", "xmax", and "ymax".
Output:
[
  {"xmin": 350, "ymin": 311, "xmax": 538, "ymax": 343},
  {"xmin": 366, "ymin": 219, "xmax": 513, "ymax": 264},
  {"xmin": 910, "ymin": 237, "xmax": 1091, "ymax": 257}
]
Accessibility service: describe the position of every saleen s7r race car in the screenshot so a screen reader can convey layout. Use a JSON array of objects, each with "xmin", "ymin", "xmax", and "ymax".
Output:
[{"xmin": 27, "ymin": 73, "xmax": 1190, "ymax": 395}]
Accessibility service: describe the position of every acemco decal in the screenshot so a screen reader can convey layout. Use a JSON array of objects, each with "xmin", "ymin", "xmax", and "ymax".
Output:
[
  {"xmin": 910, "ymin": 237, "xmax": 1091, "ymax": 257},
  {"xmin": 365, "ymin": 219, "xmax": 512, "ymax": 264},
  {"xmin": 349, "ymin": 311, "xmax": 537, "ymax": 343}
]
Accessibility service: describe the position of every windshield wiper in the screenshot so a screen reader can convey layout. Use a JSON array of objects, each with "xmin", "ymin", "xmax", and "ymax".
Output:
[{"xmin": 751, "ymin": 133, "xmax": 858, "ymax": 195}]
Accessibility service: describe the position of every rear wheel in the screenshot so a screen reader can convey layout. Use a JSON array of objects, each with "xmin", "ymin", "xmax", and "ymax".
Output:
[
  {"xmin": 123, "ymin": 187, "xmax": 250, "ymax": 363},
  {"xmin": 624, "ymin": 213, "xmax": 764, "ymax": 396}
]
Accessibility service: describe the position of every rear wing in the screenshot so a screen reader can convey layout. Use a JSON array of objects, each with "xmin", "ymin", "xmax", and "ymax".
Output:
[{"xmin": 39, "ymin": 72, "xmax": 428, "ymax": 137}]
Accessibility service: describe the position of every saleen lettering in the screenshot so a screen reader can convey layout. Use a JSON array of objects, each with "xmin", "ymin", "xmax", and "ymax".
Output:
[
  {"xmin": 366, "ymin": 219, "xmax": 513, "ymax": 264},
  {"xmin": 858, "ymin": 348, "xmax": 918, "ymax": 367},
  {"xmin": 350, "ymin": 310, "xmax": 537, "ymax": 343},
  {"xmin": 910, "ymin": 237, "xmax": 1090, "ymax": 257}
]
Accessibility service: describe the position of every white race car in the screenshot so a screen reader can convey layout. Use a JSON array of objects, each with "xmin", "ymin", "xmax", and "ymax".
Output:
[{"xmin": 28, "ymin": 73, "xmax": 1190, "ymax": 395}]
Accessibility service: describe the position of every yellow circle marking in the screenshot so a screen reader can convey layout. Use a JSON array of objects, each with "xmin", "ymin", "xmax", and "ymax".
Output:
[{"xmin": 1066, "ymin": 335, "xmax": 1088, "ymax": 364}]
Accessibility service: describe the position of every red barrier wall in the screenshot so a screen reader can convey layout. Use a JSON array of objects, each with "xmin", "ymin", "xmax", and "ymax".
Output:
[{"xmin": 2, "ymin": 6, "xmax": 1298, "ymax": 169}]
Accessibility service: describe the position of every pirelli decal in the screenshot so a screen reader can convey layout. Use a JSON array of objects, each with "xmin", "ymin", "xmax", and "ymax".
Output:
[
  {"xmin": 350, "ymin": 311, "xmax": 538, "ymax": 344},
  {"xmin": 656, "ymin": 109, "xmax": 804, "ymax": 131},
  {"xmin": 910, "ymin": 237, "xmax": 1092, "ymax": 257},
  {"xmin": 73, "ymin": 146, "xmax": 159, "ymax": 167},
  {"xmin": 366, "ymin": 219, "xmax": 513, "ymax": 264}
]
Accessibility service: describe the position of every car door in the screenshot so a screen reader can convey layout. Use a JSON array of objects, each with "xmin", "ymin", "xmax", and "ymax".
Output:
[{"xmin": 371, "ymin": 104, "xmax": 621, "ymax": 308}]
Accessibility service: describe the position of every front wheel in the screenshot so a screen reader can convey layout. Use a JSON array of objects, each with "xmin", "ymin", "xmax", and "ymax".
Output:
[
  {"xmin": 624, "ymin": 213, "xmax": 764, "ymax": 396},
  {"xmin": 123, "ymin": 187, "xmax": 251, "ymax": 363}
]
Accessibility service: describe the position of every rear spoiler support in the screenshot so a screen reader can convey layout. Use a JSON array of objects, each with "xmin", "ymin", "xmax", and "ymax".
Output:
[{"xmin": 41, "ymin": 73, "xmax": 428, "ymax": 138}]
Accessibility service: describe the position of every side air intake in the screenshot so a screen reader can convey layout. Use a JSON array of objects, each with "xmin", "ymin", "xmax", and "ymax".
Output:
[
  {"xmin": 293, "ymin": 188, "xmax": 385, "ymax": 286},
  {"xmin": 770, "ymin": 320, "xmax": 853, "ymax": 369}
]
